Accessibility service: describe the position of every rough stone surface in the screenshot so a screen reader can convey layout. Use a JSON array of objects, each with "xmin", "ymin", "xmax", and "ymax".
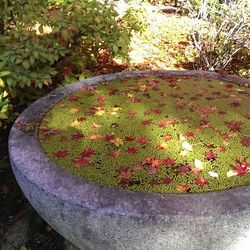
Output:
[{"xmin": 8, "ymin": 71, "xmax": 250, "ymax": 250}]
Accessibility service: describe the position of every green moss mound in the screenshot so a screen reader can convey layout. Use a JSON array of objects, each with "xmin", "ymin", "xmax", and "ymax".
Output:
[{"xmin": 39, "ymin": 76, "xmax": 250, "ymax": 193}]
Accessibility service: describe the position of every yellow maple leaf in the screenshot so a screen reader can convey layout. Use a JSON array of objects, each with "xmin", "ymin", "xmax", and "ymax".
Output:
[
  {"xmin": 95, "ymin": 110, "xmax": 105, "ymax": 116},
  {"xmin": 71, "ymin": 119, "xmax": 81, "ymax": 127},
  {"xmin": 89, "ymin": 134, "xmax": 103, "ymax": 141},
  {"xmin": 111, "ymin": 137, "xmax": 124, "ymax": 147},
  {"xmin": 70, "ymin": 108, "xmax": 80, "ymax": 114}
]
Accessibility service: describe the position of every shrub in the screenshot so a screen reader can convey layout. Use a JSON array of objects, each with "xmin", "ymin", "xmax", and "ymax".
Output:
[
  {"xmin": 184, "ymin": 0, "xmax": 250, "ymax": 72},
  {"xmin": 0, "ymin": 0, "xmax": 144, "ymax": 128}
]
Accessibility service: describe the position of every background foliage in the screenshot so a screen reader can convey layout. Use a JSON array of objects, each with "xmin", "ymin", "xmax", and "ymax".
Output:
[{"xmin": 0, "ymin": 0, "xmax": 145, "ymax": 128}]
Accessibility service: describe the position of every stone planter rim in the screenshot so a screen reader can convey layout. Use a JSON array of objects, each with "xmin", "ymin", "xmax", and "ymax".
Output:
[{"xmin": 8, "ymin": 70, "xmax": 250, "ymax": 218}]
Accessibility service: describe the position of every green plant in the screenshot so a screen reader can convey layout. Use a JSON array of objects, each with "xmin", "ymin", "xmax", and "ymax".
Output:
[
  {"xmin": 0, "ymin": 0, "xmax": 145, "ymax": 129},
  {"xmin": 0, "ymin": 61, "xmax": 11, "ymax": 128}
]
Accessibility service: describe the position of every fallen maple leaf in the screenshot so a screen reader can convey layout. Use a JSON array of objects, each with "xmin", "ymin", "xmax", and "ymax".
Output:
[
  {"xmin": 185, "ymin": 131, "xmax": 196, "ymax": 139},
  {"xmin": 91, "ymin": 122, "xmax": 102, "ymax": 129},
  {"xmin": 182, "ymin": 141, "xmax": 193, "ymax": 151},
  {"xmin": 227, "ymin": 121, "xmax": 244, "ymax": 132},
  {"xmin": 162, "ymin": 135, "xmax": 172, "ymax": 141},
  {"xmin": 98, "ymin": 96, "xmax": 106, "ymax": 103},
  {"xmin": 204, "ymin": 151, "xmax": 217, "ymax": 161},
  {"xmin": 162, "ymin": 177, "xmax": 172, "ymax": 185},
  {"xmin": 72, "ymin": 132, "xmax": 84, "ymax": 141},
  {"xmin": 195, "ymin": 177, "xmax": 208, "ymax": 187},
  {"xmin": 175, "ymin": 183, "xmax": 190, "ymax": 192},
  {"xmin": 127, "ymin": 147, "xmax": 138, "ymax": 154},
  {"xmin": 141, "ymin": 120, "xmax": 152, "ymax": 126},
  {"xmin": 73, "ymin": 156, "xmax": 90, "ymax": 167},
  {"xmin": 54, "ymin": 150, "xmax": 69, "ymax": 158},
  {"xmin": 69, "ymin": 95, "xmax": 79, "ymax": 101},
  {"xmin": 89, "ymin": 134, "xmax": 103, "ymax": 141},
  {"xmin": 81, "ymin": 148, "xmax": 95, "ymax": 158},
  {"xmin": 111, "ymin": 137, "xmax": 124, "ymax": 147},
  {"xmin": 208, "ymin": 171, "xmax": 219, "ymax": 178},
  {"xmin": 136, "ymin": 137, "xmax": 148, "ymax": 145},
  {"xmin": 125, "ymin": 136, "xmax": 136, "ymax": 142},
  {"xmin": 241, "ymin": 136, "xmax": 250, "ymax": 147},
  {"xmin": 163, "ymin": 157, "xmax": 175, "ymax": 166},
  {"xmin": 117, "ymin": 167, "xmax": 132, "ymax": 180},
  {"xmin": 108, "ymin": 149, "xmax": 121, "ymax": 158},
  {"xmin": 194, "ymin": 159, "xmax": 204, "ymax": 169},
  {"xmin": 104, "ymin": 134, "xmax": 116, "ymax": 142},
  {"xmin": 156, "ymin": 143, "xmax": 169, "ymax": 151},
  {"xmin": 70, "ymin": 108, "xmax": 80, "ymax": 114},
  {"xmin": 151, "ymin": 158, "xmax": 162, "ymax": 169},
  {"xmin": 178, "ymin": 165, "xmax": 191, "ymax": 173}
]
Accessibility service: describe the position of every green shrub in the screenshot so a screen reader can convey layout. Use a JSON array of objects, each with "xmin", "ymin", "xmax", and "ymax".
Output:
[{"xmin": 0, "ymin": 0, "xmax": 144, "ymax": 128}]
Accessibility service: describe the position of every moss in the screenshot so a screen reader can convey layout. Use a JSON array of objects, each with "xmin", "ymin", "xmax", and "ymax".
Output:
[{"xmin": 38, "ymin": 76, "xmax": 250, "ymax": 193}]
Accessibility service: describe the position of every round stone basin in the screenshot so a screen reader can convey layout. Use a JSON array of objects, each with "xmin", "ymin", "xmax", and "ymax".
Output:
[{"xmin": 9, "ymin": 70, "xmax": 250, "ymax": 250}]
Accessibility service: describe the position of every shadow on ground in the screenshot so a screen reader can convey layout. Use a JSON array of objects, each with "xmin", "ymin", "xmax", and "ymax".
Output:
[{"xmin": 0, "ymin": 129, "xmax": 79, "ymax": 250}]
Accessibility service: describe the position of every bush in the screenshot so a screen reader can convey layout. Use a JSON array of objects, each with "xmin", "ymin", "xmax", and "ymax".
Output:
[
  {"xmin": 184, "ymin": 0, "xmax": 250, "ymax": 72},
  {"xmin": 0, "ymin": 0, "xmax": 144, "ymax": 128}
]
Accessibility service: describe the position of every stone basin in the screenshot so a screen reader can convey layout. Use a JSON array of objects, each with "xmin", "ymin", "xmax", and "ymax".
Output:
[{"xmin": 9, "ymin": 70, "xmax": 250, "ymax": 250}]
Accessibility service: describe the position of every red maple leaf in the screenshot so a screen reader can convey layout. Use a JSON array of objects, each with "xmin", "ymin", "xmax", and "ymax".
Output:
[
  {"xmin": 234, "ymin": 159, "xmax": 250, "ymax": 175},
  {"xmin": 131, "ymin": 98, "xmax": 141, "ymax": 103},
  {"xmin": 72, "ymin": 132, "xmax": 84, "ymax": 141},
  {"xmin": 117, "ymin": 167, "xmax": 132, "ymax": 180},
  {"xmin": 162, "ymin": 177, "xmax": 172, "ymax": 185},
  {"xmin": 159, "ymin": 118, "xmax": 168, "ymax": 128},
  {"xmin": 151, "ymin": 108, "xmax": 161, "ymax": 114},
  {"xmin": 98, "ymin": 96, "xmax": 106, "ymax": 103},
  {"xmin": 195, "ymin": 177, "xmax": 208, "ymax": 187},
  {"xmin": 191, "ymin": 167, "xmax": 201, "ymax": 175},
  {"xmin": 178, "ymin": 165, "xmax": 191, "ymax": 173},
  {"xmin": 136, "ymin": 137, "xmax": 148, "ymax": 145},
  {"xmin": 81, "ymin": 148, "xmax": 95, "ymax": 158},
  {"xmin": 163, "ymin": 157, "xmax": 175, "ymax": 166},
  {"xmin": 241, "ymin": 136, "xmax": 250, "ymax": 147},
  {"xmin": 199, "ymin": 119, "xmax": 210, "ymax": 130},
  {"xmin": 69, "ymin": 95, "xmax": 79, "ymax": 101},
  {"xmin": 73, "ymin": 156, "xmax": 90, "ymax": 167},
  {"xmin": 204, "ymin": 151, "xmax": 217, "ymax": 161},
  {"xmin": 230, "ymin": 100, "xmax": 241, "ymax": 108},
  {"xmin": 54, "ymin": 150, "xmax": 69, "ymax": 158},
  {"xmin": 128, "ymin": 110, "xmax": 137, "ymax": 118},
  {"xmin": 162, "ymin": 135, "xmax": 173, "ymax": 141},
  {"xmin": 141, "ymin": 120, "xmax": 152, "ymax": 126},
  {"xmin": 127, "ymin": 147, "xmax": 138, "ymax": 154},
  {"xmin": 200, "ymin": 107, "xmax": 215, "ymax": 115},
  {"xmin": 234, "ymin": 166, "xmax": 247, "ymax": 175},
  {"xmin": 60, "ymin": 135, "xmax": 68, "ymax": 142},
  {"xmin": 185, "ymin": 131, "xmax": 196, "ymax": 139},
  {"xmin": 125, "ymin": 136, "xmax": 136, "ymax": 142},
  {"xmin": 104, "ymin": 134, "xmax": 116, "ymax": 142},
  {"xmin": 108, "ymin": 150, "xmax": 121, "ymax": 159},
  {"xmin": 227, "ymin": 121, "xmax": 244, "ymax": 132}
]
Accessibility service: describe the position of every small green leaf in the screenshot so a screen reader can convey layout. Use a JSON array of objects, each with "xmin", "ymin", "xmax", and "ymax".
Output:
[
  {"xmin": 0, "ymin": 78, "xmax": 4, "ymax": 87},
  {"xmin": 0, "ymin": 112, "xmax": 8, "ymax": 120},
  {"xmin": 0, "ymin": 71, "xmax": 11, "ymax": 77},
  {"xmin": 22, "ymin": 60, "xmax": 30, "ymax": 70},
  {"xmin": 20, "ymin": 246, "xmax": 28, "ymax": 250}
]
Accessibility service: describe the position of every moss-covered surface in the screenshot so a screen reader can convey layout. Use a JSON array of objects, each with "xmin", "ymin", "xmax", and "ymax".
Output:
[{"xmin": 39, "ymin": 76, "xmax": 250, "ymax": 193}]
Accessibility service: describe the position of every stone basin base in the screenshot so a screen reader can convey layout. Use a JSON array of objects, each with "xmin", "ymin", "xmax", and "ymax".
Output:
[{"xmin": 9, "ymin": 70, "xmax": 250, "ymax": 250}]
